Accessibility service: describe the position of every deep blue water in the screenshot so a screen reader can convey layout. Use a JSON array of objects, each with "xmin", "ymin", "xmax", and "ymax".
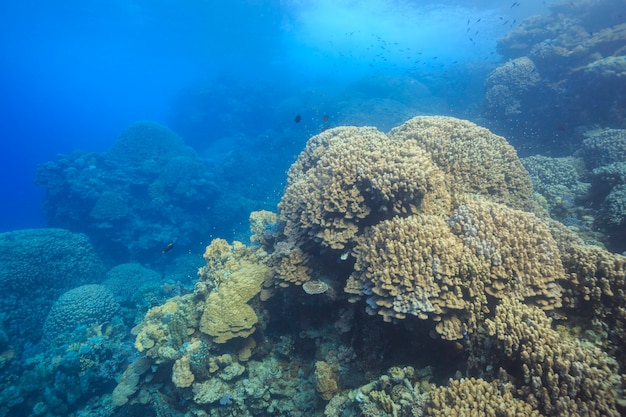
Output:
[
  {"xmin": 0, "ymin": 0, "xmax": 551, "ymax": 233},
  {"xmin": 2, "ymin": 0, "xmax": 626, "ymax": 416}
]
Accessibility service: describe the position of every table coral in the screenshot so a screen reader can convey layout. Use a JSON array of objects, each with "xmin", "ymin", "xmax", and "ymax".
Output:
[{"xmin": 0, "ymin": 228, "xmax": 105, "ymax": 350}]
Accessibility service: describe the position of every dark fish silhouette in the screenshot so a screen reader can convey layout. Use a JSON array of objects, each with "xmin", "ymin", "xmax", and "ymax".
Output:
[
  {"xmin": 294, "ymin": 114, "xmax": 302, "ymax": 123},
  {"xmin": 322, "ymin": 114, "xmax": 329, "ymax": 123},
  {"xmin": 162, "ymin": 242, "xmax": 174, "ymax": 253}
]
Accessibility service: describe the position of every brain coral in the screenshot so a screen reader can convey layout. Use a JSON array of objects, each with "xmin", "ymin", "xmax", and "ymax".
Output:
[
  {"xmin": 277, "ymin": 125, "xmax": 450, "ymax": 256},
  {"xmin": 0, "ymin": 228, "xmax": 105, "ymax": 347},
  {"xmin": 42, "ymin": 284, "xmax": 120, "ymax": 344},
  {"xmin": 388, "ymin": 116, "xmax": 534, "ymax": 210}
]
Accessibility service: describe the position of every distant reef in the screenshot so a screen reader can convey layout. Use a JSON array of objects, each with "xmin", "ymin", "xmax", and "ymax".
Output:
[
  {"xmin": 482, "ymin": 0, "xmax": 626, "ymax": 155},
  {"xmin": 35, "ymin": 121, "xmax": 220, "ymax": 265}
]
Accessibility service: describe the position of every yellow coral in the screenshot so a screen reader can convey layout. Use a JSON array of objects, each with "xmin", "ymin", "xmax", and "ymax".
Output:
[
  {"xmin": 426, "ymin": 377, "xmax": 540, "ymax": 416},
  {"xmin": 133, "ymin": 297, "xmax": 198, "ymax": 362},
  {"xmin": 278, "ymin": 126, "xmax": 450, "ymax": 254},
  {"xmin": 172, "ymin": 355, "xmax": 194, "ymax": 388},
  {"xmin": 448, "ymin": 200, "xmax": 564, "ymax": 310},
  {"xmin": 388, "ymin": 116, "xmax": 534, "ymax": 210},
  {"xmin": 346, "ymin": 214, "xmax": 482, "ymax": 328},
  {"xmin": 200, "ymin": 263, "xmax": 271, "ymax": 343},
  {"xmin": 314, "ymin": 360, "xmax": 339, "ymax": 400},
  {"xmin": 477, "ymin": 298, "xmax": 620, "ymax": 416},
  {"xmin": 249, "ymin": 210, "xmax": 278, "ymax": 246}
]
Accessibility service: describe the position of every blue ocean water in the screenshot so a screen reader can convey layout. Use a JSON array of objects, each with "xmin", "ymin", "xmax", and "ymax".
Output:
[{"xmin": 1, "ymin": 0, "xmax": 625, "ymax": 416}]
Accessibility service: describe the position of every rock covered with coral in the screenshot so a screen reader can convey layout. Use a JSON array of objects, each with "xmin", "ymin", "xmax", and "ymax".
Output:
[
  {"xmin": 35, "ymin": 121, "xmax": 219, "ymax": 263},
  {"xmin": 108, "ymin": 117, "xmax": 626, "ymax": 417},
  {"xmin": 0, "ymin": 228, "xmax": 105, "ymax": 351},
  {"xmin": 42, "ymin": 284, "xmax": 121, "ymax": 345},
  {"xmin": 482, "ymin": 0, "xmax": 626, "ymax": 155}
]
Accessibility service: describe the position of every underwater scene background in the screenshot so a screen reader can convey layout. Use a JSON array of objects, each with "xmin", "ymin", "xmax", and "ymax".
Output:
[{"xmin": 1, "ymin": 0, "xmax": 626, "ymax": 416}]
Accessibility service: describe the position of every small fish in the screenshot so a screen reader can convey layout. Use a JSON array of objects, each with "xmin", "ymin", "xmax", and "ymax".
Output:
[
  {"xmin": 475, "ymin": 18, "xmax": 481, "ymax": 23},
  {"xmin": 294, "ymin": 114, "xmax": 302, "ymax": 123},
  {"xmin": 322, "ymin": 114, "xmax": 329, "ymax": 123},
  {"xmin": 162, "ymin": 242, "xmax": 174, "ymax": 253}
]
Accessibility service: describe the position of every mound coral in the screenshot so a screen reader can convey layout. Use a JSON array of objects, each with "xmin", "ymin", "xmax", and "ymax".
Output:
[
  {"xmin": 42, "ymin": 285, "xmax": 120, "ymax": 345},
  {"xmin": 345, "ymin": 213, "xmax": 481, "ymax": 325},
  {"xmin": 346, "ymin": 200, "xmax": 563, "ymax": 339},
  {"xmin": 0, "ymin": 228, "xmax": 104, "ymax": 349},
  {"xmin": 471, "ymin": 298, "xmax": 620, "ymax": 416},
  {"xmin": 35, "ymin": 121, "xmax": 219, "ymax": 264},
  {"xmin": 278, "ymin": 126, "xmax": 450, "ymax": 253},
  {"xmin": 426, "ymin": 377, "xmax": 539, "ymax": 417},
  {"xmin": 388, "ymin": 116, "xmax": 534, "ymax": 210}
]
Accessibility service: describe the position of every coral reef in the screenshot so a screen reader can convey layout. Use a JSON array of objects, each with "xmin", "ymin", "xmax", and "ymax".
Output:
[
  {"xmin": 0, "ymin": 228, "xmax": 105, "ymax": 351},
  {"xmin": 469, "ymin": 297, "xmax": 620, "ymax": 416},
  {"xmin": 482, "ymin": 0, "xmax": 626, "ymax": 155},
  {"xmin": 37, "ymin": 117, "xmax": 624, "ymax": 417},
  {"xmin": 35, "ymin": 121, "xmax": 219, "ymax": 263}
]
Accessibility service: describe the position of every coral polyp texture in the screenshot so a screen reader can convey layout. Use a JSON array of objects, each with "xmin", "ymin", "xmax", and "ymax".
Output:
[
  {"xmin": 388, "ymin": 116, "xmax": 534, "ymax": 210},
  {"xmin": 278, "ymin": 125, "xmax": 451, "ymax": 253}
]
